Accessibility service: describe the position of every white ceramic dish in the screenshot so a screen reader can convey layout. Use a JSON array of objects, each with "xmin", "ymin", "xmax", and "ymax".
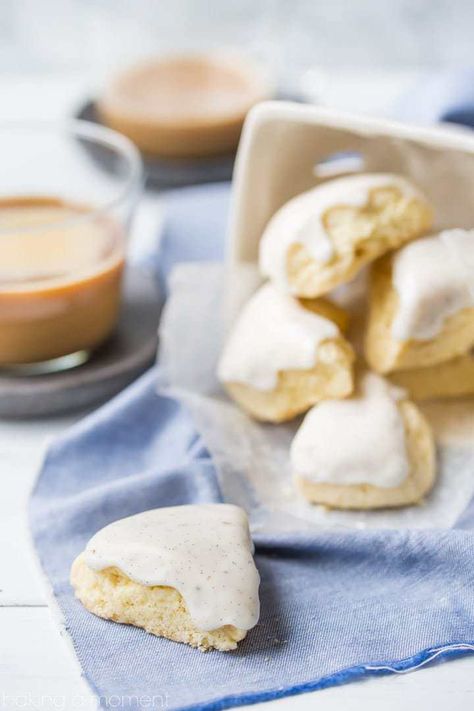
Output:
[
  {"xmin": 227, "ymin": 101, "xmax": 474, "ymax": 267},
  {"xmin": 160, "ymin": 102, "xmax": 474, "ymax": 530}
]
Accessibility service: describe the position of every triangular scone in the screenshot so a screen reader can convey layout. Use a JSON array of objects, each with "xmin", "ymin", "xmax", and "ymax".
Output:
[
  {"xmin": 259, "ymin": 173, "xmax": 433, "ymax": 298},
  {"xmin": 217, "ymin": 282, "xmax": 354, "ymax": 423},
  {"xmin": 71, "ymin": 504, "xmax": 260, "ymax": 651},
  {"xmin": 389, "ymin": 349, "xmax": 474, "ymax": 401},
  {"xmin": 291, "ymin": 372, "xmax": 435, "ymax": 510},
  {"xmin": 365, "ymin": 230, "xmax": 474, "ymax": 374}
]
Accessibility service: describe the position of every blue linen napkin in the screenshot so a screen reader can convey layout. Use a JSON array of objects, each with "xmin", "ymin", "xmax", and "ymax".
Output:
[{"xmin": 30, "ymin": 181, "xmax": 474, "ymax": 711}]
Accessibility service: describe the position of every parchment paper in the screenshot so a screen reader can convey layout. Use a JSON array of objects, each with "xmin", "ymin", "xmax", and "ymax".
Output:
[{"xmin": 158, "ymin": 262, "xmax": 474, "ymax": 533}]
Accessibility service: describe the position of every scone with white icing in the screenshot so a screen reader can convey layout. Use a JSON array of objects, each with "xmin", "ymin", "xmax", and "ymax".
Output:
[
  {"xmin": 389, "ymin": 349, "xmax": 474, "ymax": 401},
  {"xmin": 365, "ymin": 230, "xmax": 474, "ymax": 374},
  {"xmin": 217, "ymin": 282, "xmax": 354, "ymax": 422},
  {"xmin": 291, "ymin": 372, "xmax": 436, "ymax": 510},
  {"xmin": 259, "ymin": 173, "xmax": 433, "ymax": 298},
  {"xmin": 71, "ymin": 504, "xmax": 260, "ymax": 651}
]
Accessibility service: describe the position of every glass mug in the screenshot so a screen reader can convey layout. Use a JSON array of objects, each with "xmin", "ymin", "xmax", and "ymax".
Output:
[{"xmin": 0, "ymin": 121, "xmax": 143, "ymax": 373}]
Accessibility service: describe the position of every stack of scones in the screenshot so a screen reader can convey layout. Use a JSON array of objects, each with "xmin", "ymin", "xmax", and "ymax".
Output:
[{"xmin": 218, "ymin": 173, "xmax": 474, "ymax": 510}]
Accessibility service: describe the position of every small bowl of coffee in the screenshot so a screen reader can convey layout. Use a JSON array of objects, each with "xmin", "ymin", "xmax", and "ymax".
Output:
[{"xmin": 0, "ymin": 121, "xmax": 143, "ymax": 373}]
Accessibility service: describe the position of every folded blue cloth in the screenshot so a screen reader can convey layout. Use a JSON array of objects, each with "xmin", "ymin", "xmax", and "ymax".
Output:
[{"xmin": 29, "ymin": 181, "xmax": 474, "ymax": 710}]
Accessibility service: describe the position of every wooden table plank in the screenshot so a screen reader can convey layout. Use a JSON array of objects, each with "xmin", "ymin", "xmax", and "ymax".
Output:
[
  {"xmin": 0, "ymin": 416, "xmax": 80, "ymax": 606},
  {"xmin": 0, "ymin": 608, "xmax": 97, "ymax": 710}
]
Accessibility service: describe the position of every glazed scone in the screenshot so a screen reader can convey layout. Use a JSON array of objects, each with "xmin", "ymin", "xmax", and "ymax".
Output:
[
  {"xmin": 291, "ymin": 372, "xmax": 436, "ymax": 510},
  {"xmin": 259, "ymin": 173, "xmax": 433, "ymax": 298},
  {"xmin": 217, "ymin": 282, "xmax": 354, "ymax": 422},
  {"xmin": 365, "ymin": 230, "xmax": 474, "ymax": 374},
  {"xmin": 71, "ymin": 504, "xmax": 260, "ymax": 651},
  {"xmin": 389, "ymin": 350, "xmax": 474, "ymax": 401}
]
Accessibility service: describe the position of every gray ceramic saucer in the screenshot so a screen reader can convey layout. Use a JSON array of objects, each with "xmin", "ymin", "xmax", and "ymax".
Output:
[
  {"xmin": 76, "ymin": 100, "xmax": 235, "ymax": 189},
  {"xmin": 76, "ymin": 92, "xmax": 305, "ymax": 190},
  {"xmin": 0, "ymin": 268, "xmax": 161, "ymax": 418}
]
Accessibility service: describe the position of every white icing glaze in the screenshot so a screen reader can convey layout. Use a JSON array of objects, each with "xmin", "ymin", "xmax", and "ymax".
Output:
[
  {"xmin": 259, "ymin": 173, "xmax": 423, "ymax": 291},
  {"xmin": 392, "ymin": 229, "xmax": 474, "ymax": 341},
  {"xmin": 84, "ymin": 504, "xmax": 260, "ymax": 632},
  {"xmin": 291, "ymin": 372, "xmax": 409, "ymax": 488},
  {"xmin": 217, "ymin": 282, "xmax": 339, "ymax": 390}
]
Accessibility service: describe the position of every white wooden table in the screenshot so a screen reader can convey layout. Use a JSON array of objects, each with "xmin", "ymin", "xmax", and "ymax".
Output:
[{"xmin": 1, "ymin": 71, "xmax": 473, "ymax": 711}]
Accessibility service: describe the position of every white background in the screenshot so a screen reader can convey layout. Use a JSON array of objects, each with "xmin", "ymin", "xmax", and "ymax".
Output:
[{"xmin": 1, "ymin": 0, "xmax": 474, "ymax": 87}]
